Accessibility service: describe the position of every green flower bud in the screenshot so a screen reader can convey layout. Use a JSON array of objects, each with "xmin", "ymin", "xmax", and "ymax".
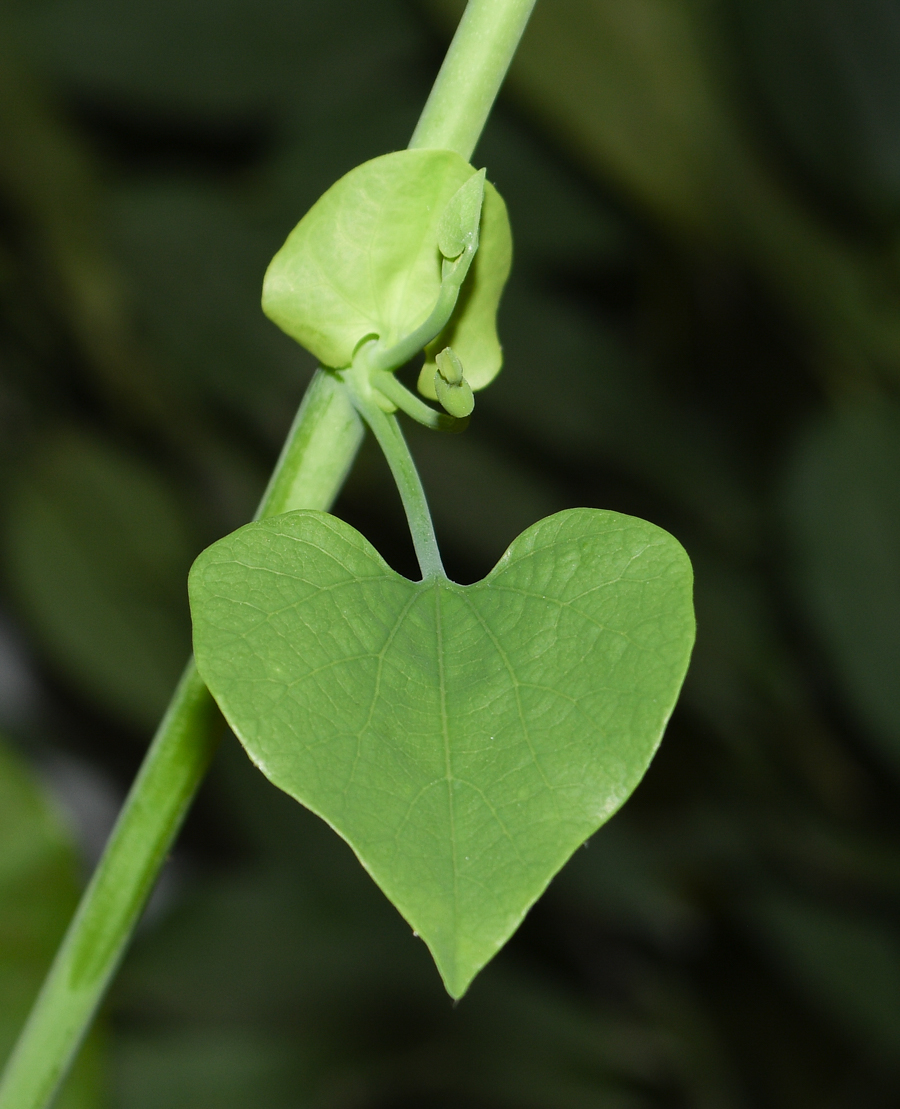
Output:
[{"xmin": 435, "ymin": 346, "xmax": 465, "ymax": 385}]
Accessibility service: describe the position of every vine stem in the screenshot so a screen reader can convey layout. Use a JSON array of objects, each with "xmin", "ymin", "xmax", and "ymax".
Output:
[
  {"xmin": 0, "ymin": 372, "xmax": 363, "ymax": 1109},
  {"xmin": 0, "ymin": 1, "xmax": 537, "ymax": 1105},
  {"xmin": 410, "ymin": 0, "xmax": 537, "ymax": 160}
]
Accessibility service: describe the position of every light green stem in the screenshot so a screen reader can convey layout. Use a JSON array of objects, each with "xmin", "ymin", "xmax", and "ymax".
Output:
[
  {"xmin": 0, "ymin": 373, "xmax": 363, "ymax": 1109},
  {"xmin": 409, "ymin": 0, "xmax": 537, "ymax": 160},
  {"xmin": 367, "ymin": 277, "xmax": 461, "ymax": 374},
  {"xmin": 368, "ymin": 241, "xmax": 478, "ymax": 376},
  {"xmin": 0, "ymin": 666, "xmax": 220, "ymax": 1109},
  {"xmin": 371, "ymin": 369, "xmax": 465, "ymax": 433},
  {"xmin": 0, "ymin": 0, "xmax": 538, "ymax": 1100},
  {"xmin": 350, "ymin": 385, "xmax": 446, "ymax": 581},
  {"xmin": 254, "ymin": 369, "xmax": 363, "ymax": 519}
]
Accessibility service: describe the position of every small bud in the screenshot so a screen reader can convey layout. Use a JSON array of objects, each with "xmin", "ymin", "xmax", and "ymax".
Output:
[
  {"xmin": 435, "ymin": 346, "xmax": 465, "ymax": 386},
  {"xmin": 434, "ymin": 373, "xmax": 474, "ymax": 419}
]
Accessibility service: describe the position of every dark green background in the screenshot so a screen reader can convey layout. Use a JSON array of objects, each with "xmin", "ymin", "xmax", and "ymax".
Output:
[{"xmin": 2, "ymin": 0, "xmax": 900, "ymax": 1105}]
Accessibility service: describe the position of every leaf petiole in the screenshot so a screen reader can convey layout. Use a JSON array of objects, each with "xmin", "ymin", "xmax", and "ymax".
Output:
[
  {"xmin": 342, "ymin": 359, "xmax": 446, "ymax": 582},
  {"xmin": 369, "ymin": 368, "xmax": 468, "ymax": 433},
  {"xmin": 366, "ymin": 248, "xmax": 476, "ymax": 376}
]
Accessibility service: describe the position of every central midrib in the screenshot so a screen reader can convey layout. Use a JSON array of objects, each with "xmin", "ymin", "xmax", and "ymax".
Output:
[{"xmin": 432, "ymin": 581, "xmax": 459, "ymax": 958}]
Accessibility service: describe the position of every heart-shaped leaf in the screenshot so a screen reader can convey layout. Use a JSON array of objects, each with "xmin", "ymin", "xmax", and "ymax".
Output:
[
  {"xmin": 189, "ymin": 508, "xmax": 694, "ymax": 997},
  {"xmin": 262, "ymin": 149, "xmax": 511, "ymax": 389}
]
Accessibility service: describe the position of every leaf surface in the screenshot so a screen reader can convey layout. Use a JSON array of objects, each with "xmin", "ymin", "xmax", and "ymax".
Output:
[{"xmin": 189, "ymin": 508, "xmax": 694, "ymax": 997}]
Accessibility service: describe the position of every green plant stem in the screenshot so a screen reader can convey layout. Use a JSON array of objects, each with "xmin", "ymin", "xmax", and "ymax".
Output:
[
  {"xmin": 409, "ymin": 0, "xmax": 537, "ymax": 160},
  {"xmin": 0, "ymin": 371, "xmax": 363, "ymax": 1109},
  {"xmin": 371, "ymin": 368, "xmax": 465, "ymax": 433},
  {"xmin": 348, "ymin": 379, "xmax": 445, "ymax": 580},
  {"xmin": 367, "ymin": 276, "xmax": 462, "ymax": 374},
  {"xmin": 0, "ymin": 665, "xmax": 219, "ymax": 1109},
  {"xmin": 254, "ymin": 368, "xmax": 363, "ymax": 519},
  {"xmin": 0, "ymin": 0, "xmax": 539, "ymax": 1097},
  {"xmin": 368, "ymin": 242, "xmax": 478, "ymax": 376}
]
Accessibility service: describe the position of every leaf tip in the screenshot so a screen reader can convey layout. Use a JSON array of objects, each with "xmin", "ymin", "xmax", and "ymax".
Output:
[{"xmin": 438, "ymin": 167, "xmax": 487, "ymax": 261}]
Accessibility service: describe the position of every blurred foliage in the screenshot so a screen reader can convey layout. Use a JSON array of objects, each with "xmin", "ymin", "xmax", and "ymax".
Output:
[
  {"xmin": 0, "ymin": 736, "xmax": 103, "ymax": 1108},
  {"xmin": 1, "ymin": 0, "xmax": 900, "ymax": 1106},
  {"xmin": 782, "ymin": 399, "xmax": 900, "ymax": 771},
  {"xmin": 3, "ymin": 428, "xmax": 197, "ymax": 731}
]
